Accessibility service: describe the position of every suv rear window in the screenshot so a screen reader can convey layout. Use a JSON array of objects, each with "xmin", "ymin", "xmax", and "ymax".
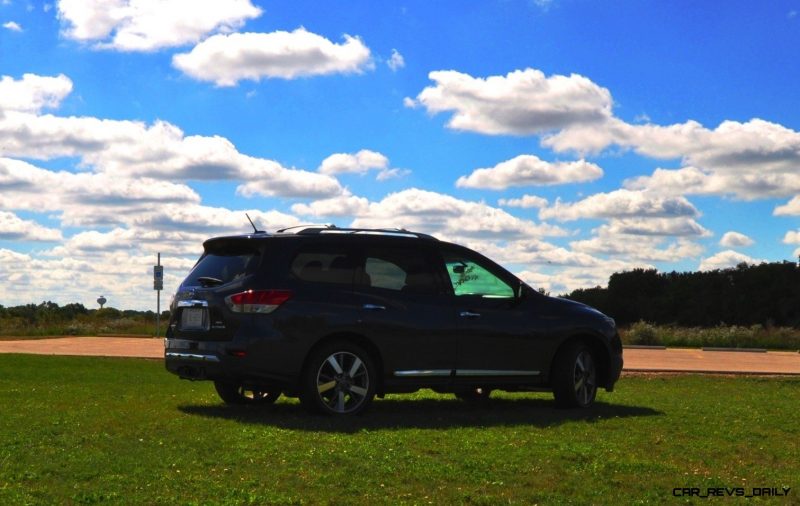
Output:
[
  {"xmin": 363, "ymin": 247, "xmax": 439, "ymax": 295},
  {"xmin": 185, "ymin": 241, "xmax": 263, "ymax": 287},
  {"xmin": 290, "ymin": 246, "xmax": 356, "ymax": 285}
]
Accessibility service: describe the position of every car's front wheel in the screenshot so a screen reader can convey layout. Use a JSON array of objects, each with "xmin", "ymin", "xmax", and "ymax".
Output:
[
  {"xmin": 552, "ymin": 342, "xmax": 598, "ymax": 408},
  {"xmin": 300, "ymin": 341, "xmax": 376, "ymax": 415},
  {"xmin": 214, "ymin": 381, "xmax": 281, "ymax": 405}
]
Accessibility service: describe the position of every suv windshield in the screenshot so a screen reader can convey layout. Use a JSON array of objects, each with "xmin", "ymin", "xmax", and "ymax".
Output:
[{"xmin": 185, "ymin": 241, "xmax": 263, "ymax": 287}]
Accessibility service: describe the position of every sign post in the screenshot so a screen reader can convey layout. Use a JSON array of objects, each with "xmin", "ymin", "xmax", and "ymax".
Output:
[{"xmin": 154, "ymin": 253, "xmax": 163, "ymax": 337}]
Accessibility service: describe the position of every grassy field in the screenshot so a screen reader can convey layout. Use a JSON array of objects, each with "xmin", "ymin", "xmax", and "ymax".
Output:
[
  {"xmin": 0, "ymin": 355, "xmax": 798, "ymax": 505},
  {"xmin": 621, "ymin": 321, "xmax": 800, "ymax": 350},
  {"xmin": 0, "ymin": 312, "xmax": 158, "ymax": 338}
]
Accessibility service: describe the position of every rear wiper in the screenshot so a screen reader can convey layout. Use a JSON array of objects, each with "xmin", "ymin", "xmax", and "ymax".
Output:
[{"xmin": 196, "ymin": 276, "xmax": 224, "ymax": 287}]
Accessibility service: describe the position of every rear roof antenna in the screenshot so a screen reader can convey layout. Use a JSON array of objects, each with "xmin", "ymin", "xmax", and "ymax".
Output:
[{"xmin": 245, "ymin": 213, "xmax": 265, "ymax": 234}]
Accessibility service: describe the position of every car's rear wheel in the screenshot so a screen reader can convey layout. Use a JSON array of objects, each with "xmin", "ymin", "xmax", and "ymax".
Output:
[
  {"xmin": 300, "ymin": 341, "xmax": 376, "ymax": 416},
  {"xmin": 455, "ymin": 387, "xmax": 492, "ymax": 402},
  {"xmin": 552, "ymin": 342, "xmax": 598, "ymax": 408},
  {"xmin": 214, "ymin": 381, "xmax": 281, "ymax": 405}
]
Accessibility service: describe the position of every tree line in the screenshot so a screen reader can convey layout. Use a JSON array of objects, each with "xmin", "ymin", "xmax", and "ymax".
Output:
[
  {"xmin": 3, "ymin": 260, "xmax": 800, "ymax": 330},
  {"xmin": 565, "ymin": 261, "xmax": 800, "ymax": 327},
  {"xmin": 0, "ymin": 301, "xmax": 163, "ymax": 324}
]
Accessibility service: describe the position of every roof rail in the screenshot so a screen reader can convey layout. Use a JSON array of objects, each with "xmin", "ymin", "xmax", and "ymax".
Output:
[
  {"xmin": 294, "ymin": 226, "xmax": 438, "ymax": 241},
  {"xmin": 275, "ymin": 224, "xmax": 336, "ymax": 234}
]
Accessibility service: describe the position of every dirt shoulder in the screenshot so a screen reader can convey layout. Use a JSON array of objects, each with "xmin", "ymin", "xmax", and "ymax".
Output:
[
  {"xmin": 0, "ymin": 337, "xmax": 798, "ymax": 375},
  {"xmin": 0, "ymin": 337, "xmax": 163, "ymax": 359}
]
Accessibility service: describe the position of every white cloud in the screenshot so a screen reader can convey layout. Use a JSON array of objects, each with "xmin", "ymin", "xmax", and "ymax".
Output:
[
  {"xmin": 626, "ymin": 166, "xmax": 800, "ymax": 201},
  {"xmin": 602, "ymin": 217, "xmax": 710, "ymax": 237},
  {"xmin": 0, "ymin": 248, "xmax": 199, "ymax": 310},
  {"xmin": 571, "ymin": 235, "xmax": 704, "ymax": 263},
  {"xmin": 699, "ymin": 250, "xmax": 765, "ymax": 271},
  {"xmin": 774, "ymin": 196, "xmax": 800, "ymax": 216},
  {"xmin": 539, "ymin": 189, "xmax": 699, "ymax": 221},
  {"xmin": 515, "ymin": 261, "xmax": 650, "ymax": 296},
  {"xmin": 456, "ymin": 155, "xmax": 603, "ymax": 189},
  {"xmin": 131, "ymin": 205, "xmax": 300, "ymax": 235},
  {"xmin": 498, "ymin": 195, "xmax": 548, "ymax": 209},
  {"xmin": 318, "ymin": 149, "xmax": 388, "ymax": 175},
  {"xmin": 784, "ymin": 230, "xmax": 800, "ymax": 245},
  {"xmin": 234, "ymin": 166, "xmax": 342, "ymax": 198},
  {"xmin": 0, "ymin": 211, "xmax": 62, "ymax": 241},
  {"xmin": 408, "ymin": 68, "xmax": 612, "ymax": 135},
  {"xmin": 0, "ymin": 75, "xmax": 344, "ymax": 198},
  {"xmin": 46, "ymin": 228, "xmax": 171, "ymax": 255},
  {"xmin": 719, "ymin": 231, "xmax": 754, "ymax": 248},
  {"xmin": 291, "ymin": 193, "xmax": 370, "ymax": 218},
  {"xmin": 783, "ymin": 231, "xmax": 800, "ymax": 259},
  {"xmin": 472, "ymin": 238, "xmax": 611, "ymax": 268},
  {"xmin": 349, "ymin": 188, "xmax": 567, "ymax": 240},
  {"xmin": 317, "ymin": 149, "xmax": 409, "ymax": 182},
  {"xmin": 0, "ymin": 157, "xmax": 203, "ymax": 224},
  {"xmin": 375, "ymin": 167, "xmax": 411, "ymax": 181},
  {"xmin": 3, "ymin": 21, "xmax": 22, "ymax": 31},
  {"xmin": 172, "ymin": 28, "xmax": 372, "ymax": 86},
  {"xmin": 57, "ymin": 0, "xmax": 262, "ymax": 51},
  {"xmin": 0, "ymin": 74, "xmax": 73, "ymax": 113},
  {"xmin": 387, "ymin": 49, "xmax": 405, "ymax": 71},
  {"xmin": 550, "ymin": 117, "xmax": 800, "ymax": 201}
]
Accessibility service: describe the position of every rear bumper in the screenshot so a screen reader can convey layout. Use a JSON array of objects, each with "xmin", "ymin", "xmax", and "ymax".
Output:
[
  {"xmin": 163, "ymin": 337, "xmax": 297, "ymax": 388},
  {"xmin": 163, "ymin": 338, "xmax": 230, "ymax": 380},
  {"xmin": 165, "ymin": 350, "xmax": 225, "ymax": 380}
]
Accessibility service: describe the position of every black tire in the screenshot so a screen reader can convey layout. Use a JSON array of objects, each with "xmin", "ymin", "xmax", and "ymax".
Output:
[
  {"xmin": 299, "ymin": 341, "xmax": 376, "ymax": 416},
  {"xmin": 455, "ymin": 387, "xmax": 492, "ymax": 402},
  {"xmin": 214, "ymin": 381, "xmax": 281, "ymax": 405},
  {"xmin": 552, "ymin": 342, "xmax": 598, "ymax": 408}
]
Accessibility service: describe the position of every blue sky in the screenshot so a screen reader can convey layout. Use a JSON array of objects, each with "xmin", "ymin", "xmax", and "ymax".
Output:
[{"xmin": 1, "ymin": 0, "xmax": 799, "ymax": 310}]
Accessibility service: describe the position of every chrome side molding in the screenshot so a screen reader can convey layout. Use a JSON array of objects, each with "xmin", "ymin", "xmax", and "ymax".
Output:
[
  {"xmin": 393, "ymin": 369, "xmax": 540, "ymax": 377},
  {"xmin": 456, "ymin": 369, "xmax": 540, "ymax": 376},
  {"xmin": 393, "ymin": 369, "xmax": 452, "ymax": 377}
]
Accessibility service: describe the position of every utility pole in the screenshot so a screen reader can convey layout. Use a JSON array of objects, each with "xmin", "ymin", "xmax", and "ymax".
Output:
[{"xmin": 154, "ymin": 253, "xmax": 164, "ymax": 337}]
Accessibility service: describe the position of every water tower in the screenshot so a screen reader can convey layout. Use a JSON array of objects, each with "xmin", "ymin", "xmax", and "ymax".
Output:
[{"xmin": 97, "ymin": 295, "xmax": 107, "ymax": 309}]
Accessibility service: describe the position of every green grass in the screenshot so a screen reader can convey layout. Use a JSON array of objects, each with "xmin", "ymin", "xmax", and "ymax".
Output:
[{"xmin": 1, "ymin": 355, "xmax": 798, "ymax": 505}]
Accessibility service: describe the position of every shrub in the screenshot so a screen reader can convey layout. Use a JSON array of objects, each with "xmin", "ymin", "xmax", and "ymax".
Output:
[{"xmin": 624, "ymin": 321, "xmax": 662, "ymax": 346}]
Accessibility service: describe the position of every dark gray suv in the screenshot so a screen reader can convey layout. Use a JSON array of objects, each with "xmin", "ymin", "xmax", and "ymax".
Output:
[{"xmin": 164, "ymin": 226, "xmax": 623, "ymax": 415}]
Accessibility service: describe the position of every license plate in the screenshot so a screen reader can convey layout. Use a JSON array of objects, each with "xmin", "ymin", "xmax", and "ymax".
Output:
[
  {"xmin": 165, "ymin": 339, "xmax": 192, "ymax": 350},
  {"xmin": 180, "ymin": 308, "xmax": 207, "ymax": 330}
]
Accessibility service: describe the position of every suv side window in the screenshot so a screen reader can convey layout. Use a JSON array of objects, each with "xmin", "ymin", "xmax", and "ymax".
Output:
[
  {"xmin": 443, "ymin": 251, "xmax": 514, "ymax": 298},
  {"xmin": 290, "ymin": 246, "xmax": 356, "ymax": 285},
  {"xmin": 361, "ymin": 247, "xmax": 440, "ymax": 295}
]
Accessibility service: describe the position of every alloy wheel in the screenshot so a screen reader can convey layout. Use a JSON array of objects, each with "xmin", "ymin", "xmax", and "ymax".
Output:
[
  {"xmin": 573, "ymin": 349, "xmax": 597, "ymax": 407},
  {"xmin": 315, "ymin": 351, "xmax": 371, "ymax": 414}
]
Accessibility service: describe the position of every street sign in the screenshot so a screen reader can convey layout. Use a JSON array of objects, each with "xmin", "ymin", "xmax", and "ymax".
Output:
[
  {"xmin": 154, "ymin": 265, "xmax": 163, "ymax": 291},
  {"xmin": 155, "ymin": 253, "xmax": 163, "ymax": 338}
]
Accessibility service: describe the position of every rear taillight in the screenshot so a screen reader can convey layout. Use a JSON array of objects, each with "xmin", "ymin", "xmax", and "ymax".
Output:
[{"xmin": 225, "ymin": 289, "xmax": 293, "ymax": 314}]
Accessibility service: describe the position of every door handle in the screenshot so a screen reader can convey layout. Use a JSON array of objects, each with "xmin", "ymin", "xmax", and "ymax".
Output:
[
  {"xmin": 363, "ymin": 304, "xmax": 386, "ymax": 311},
  {"xmin": 459, "ymin": 311, "xmax": 481, "ymax": 318}
]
